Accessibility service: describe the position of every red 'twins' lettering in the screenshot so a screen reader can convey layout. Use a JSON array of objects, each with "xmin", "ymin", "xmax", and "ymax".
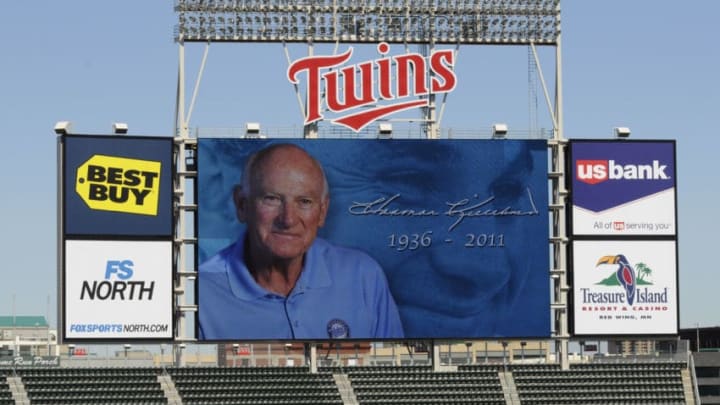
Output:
[{"xmin": 287, "ymin": 43, "xmax": 457, "ymax": 132}]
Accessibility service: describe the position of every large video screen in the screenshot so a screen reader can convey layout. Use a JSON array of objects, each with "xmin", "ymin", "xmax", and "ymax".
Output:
[{"xmin": 197, "ymin": 139, "xmax": 550, "ymax": 340}]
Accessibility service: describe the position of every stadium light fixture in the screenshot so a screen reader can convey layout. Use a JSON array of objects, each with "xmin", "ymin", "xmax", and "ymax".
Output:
[
  {"xmin": 54, "ymin": 121, "xmax": 73, "ymax": 135},
  {"xmin": 112, "ymin": 122, "xmax": 129, "ymax": 135},
  {"xmin": 378, "ymin": 123, "xmax": 393, "ymax": 139},
  {"xmin": 232, "ymin": 343, "xmax": 240, "ymax": 366},
  {"xmin": 614, "ymin": 126, "xmax": 631, "ymax": 139},
  {"xmin": 185, "ymin": 143, "xmax": 198, "ymax": 171},
  {"xmin": 492, "ymin": 123, "xmax": 508, "ymax": 139},
  {"xmin": 174, "ymin": 0, "xmax": 561, "ymax": 45},
  {"xmin": 284, "ymin": 343, "xmax": 293, "ymax": 363},
  {"xmin": 245, "ymin": 122, "xmax": 262, "ymax": 138}
]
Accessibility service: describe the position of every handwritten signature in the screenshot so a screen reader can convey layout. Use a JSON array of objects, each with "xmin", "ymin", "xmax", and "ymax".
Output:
[{"xmin": 348, "ymin": 188, "xmax": 539, "ymax": 231}]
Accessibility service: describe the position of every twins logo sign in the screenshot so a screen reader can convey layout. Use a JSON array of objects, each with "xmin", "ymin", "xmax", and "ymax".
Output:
[{"xmin": 288, "ymin": 42, "xmax": 456, "ymax": 132}]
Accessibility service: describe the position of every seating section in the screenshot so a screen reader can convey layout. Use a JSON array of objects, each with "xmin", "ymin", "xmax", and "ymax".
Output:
[
  {"xmin": 167, "ymin": 366, "xmax": 343, "ymax": 405},
  {"xmin": 16, "ymin": 367, "xmax": 167, "ymax": 405},
  {"xmin": 342, "ymin": 365, "xmax": 506, "ymax": 404},
  {"xmin": 0, "ymin": 369, "xmax": 14, "ymax": 405},
  {"xmin": 0, "ymin": 361, "xmax": 693, "ymax": 405},
  {"xmin": 512, "ymin": 362, "xmax": 687, "ymax": 405}
]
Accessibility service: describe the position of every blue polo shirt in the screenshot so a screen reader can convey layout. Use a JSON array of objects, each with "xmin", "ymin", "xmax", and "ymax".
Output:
[{"xmin": 198, "ymin": 236, "xmax": 404, "ymax": 340}]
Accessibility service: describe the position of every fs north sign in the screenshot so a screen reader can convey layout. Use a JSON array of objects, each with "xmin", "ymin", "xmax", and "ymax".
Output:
[
  {"xmin": 569, "ymin": 140, "xmax": 676, "ymax": 236},
  {"xmin": 288, "ymin": 42, "xmax": 456, "ymax": 132},
  {"xmin": 63, "ymin": 135, "xmax": 173, "ymax": 237},
  {"xmin": 64, "ymin": 240, "xmax": 172, "ymax": 339}
]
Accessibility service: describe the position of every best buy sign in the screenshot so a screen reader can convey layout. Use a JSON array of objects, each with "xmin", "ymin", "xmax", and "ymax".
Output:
[{"xmin": 75, "ymin": 155, "xmax": 161, "ymax": 216}]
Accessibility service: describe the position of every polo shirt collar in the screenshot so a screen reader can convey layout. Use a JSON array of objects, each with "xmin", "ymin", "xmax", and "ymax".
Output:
[{"xmin": 226, "ymin": 235, "xmax": 332, "ymax": 301}]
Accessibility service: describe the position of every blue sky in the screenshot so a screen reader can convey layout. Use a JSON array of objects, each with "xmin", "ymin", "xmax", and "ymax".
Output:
[{"xmin": 1, "ymin": 1, "xmax": 718, "ymax": 332}]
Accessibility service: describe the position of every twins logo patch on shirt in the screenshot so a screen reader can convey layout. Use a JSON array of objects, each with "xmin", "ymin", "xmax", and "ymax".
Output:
[{"xmin": 327, "ymin": 319, "xmax": 350, "ymax": 339}]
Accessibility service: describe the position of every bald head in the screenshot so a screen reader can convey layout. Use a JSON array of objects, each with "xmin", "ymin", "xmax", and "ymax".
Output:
[{"xmin": 240, "ymin": 143, "xmax": 329, "ymax": 200}]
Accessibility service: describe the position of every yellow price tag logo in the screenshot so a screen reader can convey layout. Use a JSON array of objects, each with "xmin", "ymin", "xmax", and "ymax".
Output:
[{"xmin": 75, "ymin": 155, "xmax": 161, "ymax": 216}]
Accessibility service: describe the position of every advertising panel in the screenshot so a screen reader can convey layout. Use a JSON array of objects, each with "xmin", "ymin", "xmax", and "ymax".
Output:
[
  {"xmin": 64, "ymin": 240, "xmax": 173, "ymax": 340},
  {"xmin": 197, "ymin": 139, "xmax": 550, "ymax": 340},
  {"xmin": 569, "ymin": 140, "xmax": 676, "ymax": 236},
  {"xmin": 0, "ymin": 356, "xmax": 60, "ymax": 367},
  {"xmin": 63, "ymin": 135, "xmax": 174, "ymax": 237},
  {"xmin": 572, "ymin": 240, "xmax": 678, "ymax": 336}
]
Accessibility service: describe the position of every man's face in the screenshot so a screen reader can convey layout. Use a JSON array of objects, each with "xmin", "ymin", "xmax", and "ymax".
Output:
[{"xmin": 237, "ymin": 147, "xmax": 328, "ymax": 264}]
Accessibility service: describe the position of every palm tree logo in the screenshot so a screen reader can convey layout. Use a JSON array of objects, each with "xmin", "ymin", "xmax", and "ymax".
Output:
[{"xmin": 635, "ymin": 262, "xmax": 653, "ymax": 283}]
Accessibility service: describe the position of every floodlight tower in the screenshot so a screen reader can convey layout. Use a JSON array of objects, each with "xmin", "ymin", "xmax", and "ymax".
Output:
[{"xmin": 173, "ymin": 0, "xmax": 568, "ymax": 369}]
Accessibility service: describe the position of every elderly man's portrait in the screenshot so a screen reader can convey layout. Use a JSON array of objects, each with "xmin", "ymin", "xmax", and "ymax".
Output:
[
  {"xmin": 198, "ymin": 143, "xmax": 404, "ymax": 340},
  {"xmin": 198, "ymin": 139, "xmax": 550, "ymax": 340}
]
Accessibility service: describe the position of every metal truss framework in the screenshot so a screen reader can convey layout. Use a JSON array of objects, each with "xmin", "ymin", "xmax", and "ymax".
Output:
[{"xmin": 172, "ymin": 0, "xmax": 569, "ymax": 369}]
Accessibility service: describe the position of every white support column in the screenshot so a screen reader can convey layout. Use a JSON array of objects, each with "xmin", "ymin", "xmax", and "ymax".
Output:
[
  {"xmin": 432, "ymin": 341, "xmax": 441, "ymax": 371},
  {"xmin": 56, "ymin": 137, "xmax": 64, "ymax": 345},
  {"xmin": 174, "ymin": 39, "xmax": 187, "ymax": 368},
  {"xmin": 173, "ymin": 30, "xmax": 204, "ymax": 366},
  {"xmin": 309, "ymin": 343, "xmax": 317, "ymax": 373},
  {"xmin": 303, "ymin": 43, "xmax": 318, "ymax": 139},
  {"xmin": 174, "ymin": 38, "xmax": 201, "ymax": 367},
  {"xmin": 553, "ymin": 31, "xmax": 569, "ymax": 371},
  {"xmin": 425, "ymin": 43, "xmax": 439, "ymax": 139}
]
